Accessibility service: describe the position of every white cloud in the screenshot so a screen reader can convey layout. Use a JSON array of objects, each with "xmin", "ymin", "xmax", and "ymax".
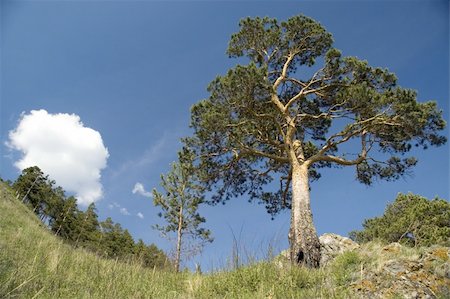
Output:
[
  {"xmin": 108, "ymin": 204, "xmax": 114, "ymax": 210},
  {"xmin": 137, "ymin": 212, "xmax": 144, "ymax": 219},
  {"xmin": 132, "ymin": 182, "xmax": 152, "ymax": 198},
  {"xmin": 6, "ymin": 109, "xmax": 109, "ymax": 205},
  {"xmin": 120, "ymin": 207, "xmax": 130, "ymax": 216}
]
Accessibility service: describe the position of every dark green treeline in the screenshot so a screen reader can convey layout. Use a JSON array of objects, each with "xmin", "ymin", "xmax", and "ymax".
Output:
[{"xmin": 5, "ymin": 166, "xmax": 170, "ymax": 269}]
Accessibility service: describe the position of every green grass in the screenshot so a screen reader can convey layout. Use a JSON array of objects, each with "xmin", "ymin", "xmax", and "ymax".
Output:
[
  {"xmin": 1, "ymin": 181, "xmax": 447, "ymax": 298},
  {"xmin": 0, "ymin": 182, "xmax": 186, "ymax": 298},
  {"xmin": 0, "ymin": 181, "xmax": 353, "ymax": 298}
]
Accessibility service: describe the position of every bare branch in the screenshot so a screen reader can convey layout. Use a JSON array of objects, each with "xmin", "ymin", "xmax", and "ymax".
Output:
[
  {"xmin": 310, "ymin": 154, "xmax": 365, "ymax": 166},
  {"xmin": 307, "ymin": 133, "xmax": 368, "ymax": 166},
  {"xmin": 312, "ymin": 109, "xmax": 400, "ymax": 158}
]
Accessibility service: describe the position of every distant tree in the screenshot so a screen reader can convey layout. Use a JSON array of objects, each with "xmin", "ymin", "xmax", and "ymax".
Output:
[
  {"xmin": 75, "ymin": 203, "xmax": 101, "ymax": 250},
  {"xmin": 120, "ymin": 229, "xmax": 136, "ymax": 258},
  {"xmin": 185, "ymin": 15, "xmax": 447, "ymax": 267},
  {"xmin": 100, "ymin": 219, "xmax": 134, "ymax": 259},
  {"xmin": 13, "ymin": 166, "xmax": 55, "ymax": 220},
  {"xmin": 46, "ymin": 186, "xmax": 66, "ymax": 225},
  {"xmin": 101, "ymin": 218, "xmax": 124, "ymax": 258},
  {"xmin": 135, "ymin": 239, "xmax": 170, "ymax": 269},
  {"xmin": 350, "ymin": 193, "xmax": 450, "ymax": 247},
  {"xmin": 152, "ymin": 150, "xmax": 213, "ymax": 272},
  {"xmin": 51, "ymin": 196, "xmax": 79, "ymax": 242},
  {"xmin": 11, "ymin": 167, "xmax": 170, "ymax": 267}
]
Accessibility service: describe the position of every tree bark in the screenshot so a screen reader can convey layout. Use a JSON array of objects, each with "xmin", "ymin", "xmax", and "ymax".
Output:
[
  {"xmin": 289, "ymin": 163, "xmax": 321, "ymax": 268},
  {"xmin": 175, "ymin": 205, "xmax": 183, "ymax": 272}
]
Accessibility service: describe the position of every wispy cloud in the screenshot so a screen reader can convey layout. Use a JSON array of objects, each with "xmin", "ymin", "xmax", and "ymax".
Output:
[
  {"xmin": 120, "ymin": 207, "xmax": 130, "ymax": 216},
  {"xmin": 137, "ymin": 212, "xmax": 144, "ymax": 219},
  {"xmin": 132, "ymin": 182, "xmax": 152, "ymax": 198}
]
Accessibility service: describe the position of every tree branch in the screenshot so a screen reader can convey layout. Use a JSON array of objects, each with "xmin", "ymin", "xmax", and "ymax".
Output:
[
  {"xmin": 307, "ymin": 134, "xmax": 368, "ymax": 166},
  {"xmin": 239, "ymin": 146, "xmax": 290, "ymax": 163},
  {"xmin": 273, "ymin": 53, "xmax": 296, "ymax": 90}
]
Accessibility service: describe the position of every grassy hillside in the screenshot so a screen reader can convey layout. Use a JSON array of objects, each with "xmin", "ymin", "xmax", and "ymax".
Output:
[
  {"xmin": 0, "ymin": 181, "xmax": 186, "ymax": 298},
  {"xmin": 1, "ymin": 181, "xmax": 448, "ymax": 298}
]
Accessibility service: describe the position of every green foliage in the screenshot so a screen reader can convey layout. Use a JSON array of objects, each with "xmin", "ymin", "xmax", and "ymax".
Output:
[
  {"xmin": 185, "ymin": 14, "xmax": 447, "ymax": 217},
  {"xmin": 75, "ymin": 203, "xmax": 101, "ymax": 248},
  {"xmin": 10, "ymin": 166, "xmax": 170, "ymax": 270},
  {"xmin": 349, "ymin": 193, "xmax": 450, "ymax": 247},
  {"xmin": 134, "ymin": 240, "xmax": 169, "ymax": 269},
  {"xmin": 12, "ymin": 166, "xmax": 55, "ymax": 219},
  {"xmin": 50, "ymin": 196, "xmax": 79, "ymax": 242},
  {"xmin": 227, "ymin": 15, "xmax": 333, "ymax": 69}
]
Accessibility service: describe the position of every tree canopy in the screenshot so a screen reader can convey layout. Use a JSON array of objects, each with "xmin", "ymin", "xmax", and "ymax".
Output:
[
  {"xmin": 186, "ymin": 15, "xmax": 446, "ymax": 216},
  {"xmin": 185, "ymin": 15, "xmax": 446, "ymax": 267}
]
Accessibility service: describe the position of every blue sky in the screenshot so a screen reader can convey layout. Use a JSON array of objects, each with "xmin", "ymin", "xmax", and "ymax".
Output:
[{"xmin": 1, "ymin": 1, "xmax": 448, "ymax": 271}]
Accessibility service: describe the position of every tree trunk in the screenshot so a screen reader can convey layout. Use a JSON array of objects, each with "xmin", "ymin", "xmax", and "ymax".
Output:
[
  {"xmin": 289, "ymin": 163, "xmax": 321, "ymax": 268},
  {"xmin": 175, "ymin": 205, "xmax": 183, "ymax": 272}
]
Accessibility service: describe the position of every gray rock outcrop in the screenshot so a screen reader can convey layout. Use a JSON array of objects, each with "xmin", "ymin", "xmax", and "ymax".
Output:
[
  {"xmin": 319, "ymin": 233, "xmax": 360, "ymax": 265},
  {"xmin": 277, "ymin": 233, "xmax": 359, "ymax": 266}
]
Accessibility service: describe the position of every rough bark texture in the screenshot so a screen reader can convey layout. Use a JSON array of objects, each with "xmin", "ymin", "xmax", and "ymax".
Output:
[{"xmin": 289, "ymin": 163, "xmax": 321, "ymax": 268}]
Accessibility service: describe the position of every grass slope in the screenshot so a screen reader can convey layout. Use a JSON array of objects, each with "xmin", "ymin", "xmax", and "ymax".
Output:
[
  {"xmin": 1, "ymin": 181, "xmax": 448, "ymax": 298},
  {"xmin": 0, "ymin": 182, "xmax": 186, "ymax": 298}
]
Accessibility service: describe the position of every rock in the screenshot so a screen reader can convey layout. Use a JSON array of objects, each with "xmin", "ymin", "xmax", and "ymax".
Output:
[
  {"xmin": 276, "ymin": 233, "xmax": 360, "ymax": 267},
  {"xmin": 382, "ymin": 242, "xmax": 403, "ymax": 254},
  {"xmin": 351, "ymin": 244, "xmax": 450, "ymax": 299},
  {"xmin": 422, "ymin": 247, "xmax": 449, "ymax": 262},
  {"xmin": 422, "ymin": 247, "xmax": 450, "ymax": 279},
  {"xmin": 319, "ymin": 233, "xmax": 360, "ymax": 266}
]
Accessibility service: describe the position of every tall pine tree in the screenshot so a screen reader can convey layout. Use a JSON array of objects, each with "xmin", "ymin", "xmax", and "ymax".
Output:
[{"xmin": 185, "ymin": 15, "xmax": 446, "ymax": 267}]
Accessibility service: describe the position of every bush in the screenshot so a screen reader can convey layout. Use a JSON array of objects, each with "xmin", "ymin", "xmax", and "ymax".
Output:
[{"xmin": 349, "ymin": 193, "xmax": 449, "ymax": 247}]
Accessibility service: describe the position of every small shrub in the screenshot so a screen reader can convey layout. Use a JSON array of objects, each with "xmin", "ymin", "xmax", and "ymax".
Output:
[{"xmin": 350, "ymin": 193, "xmax": 449, "ymax": 247}]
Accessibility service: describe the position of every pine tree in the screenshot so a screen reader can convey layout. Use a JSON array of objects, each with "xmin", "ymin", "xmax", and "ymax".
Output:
[
  {"xmin": 51, "ymin": 196, "xmax": 79, "ymax": 242},
  {"xmin": 185, "ymin": 15, "xmax": 447, "ymax": 267},
  {"xmin": 153, "ymin": 150, "xmax": 213, "ymax": 272},
  {"xmin": 75, "ymin": 203, "xmax": 101, "ymax": 250},
  {"xmin": 13, "ymin": 166, "xmax": 54, "ymax": 219}
]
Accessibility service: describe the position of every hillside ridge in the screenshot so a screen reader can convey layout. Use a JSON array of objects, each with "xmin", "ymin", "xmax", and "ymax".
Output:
[{"xmin": 1, "ymin": 181, "xmax": 449, "ymax": 298}]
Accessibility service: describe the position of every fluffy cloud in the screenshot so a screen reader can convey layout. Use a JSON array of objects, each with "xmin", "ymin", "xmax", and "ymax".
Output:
[
  {"xmin": 137, "ymin": 212, "xmax": 144, "ymax": 219},
  {"xmin": 6, "ymin": 109, "xmax": 109, "ymax": 205},
  {"xmin": 132, "ymin": 182, "xmax": 152, "ymax": 198}
]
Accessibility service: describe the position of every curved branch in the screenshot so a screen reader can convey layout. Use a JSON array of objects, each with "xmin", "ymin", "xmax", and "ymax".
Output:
[{"xmin": 273, "ymin": 53, "xmax": 296, "ymax": 90}]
